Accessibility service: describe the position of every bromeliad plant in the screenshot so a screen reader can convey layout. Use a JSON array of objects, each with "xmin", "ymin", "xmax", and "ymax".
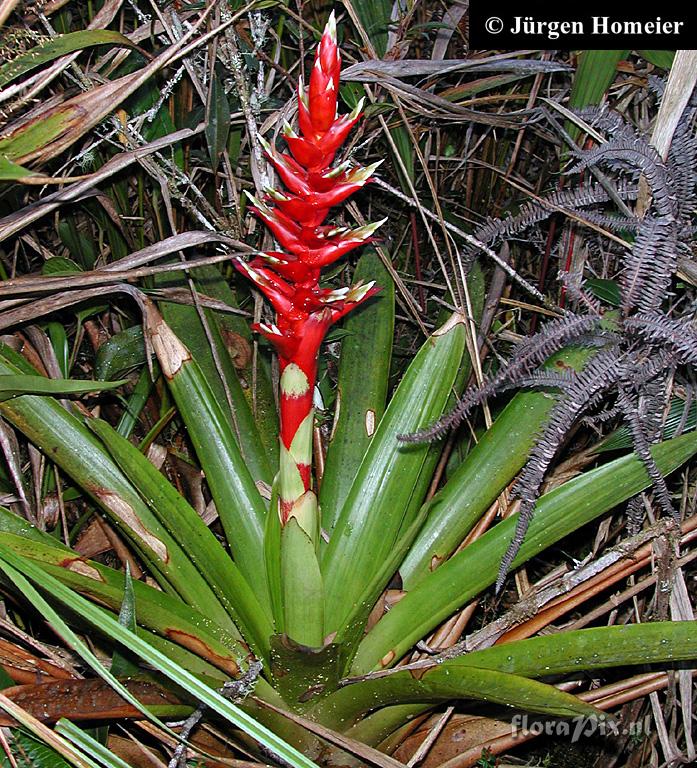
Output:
[{"xmin": 1, "ymin": 15, "xmax": 697, "ymax": 768}]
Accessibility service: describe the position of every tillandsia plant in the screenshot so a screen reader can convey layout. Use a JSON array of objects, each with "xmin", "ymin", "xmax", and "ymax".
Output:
[
  {"xmin": 234, "ymin": 15, "xmax": 383, "ymax": 642},
  {"xmin": 405, "ymin": 89, "xmax": 697, "ymax": 591},
  {"xmin": 2, "ymin": 11, "xmax": 697, "ymax": 768}
]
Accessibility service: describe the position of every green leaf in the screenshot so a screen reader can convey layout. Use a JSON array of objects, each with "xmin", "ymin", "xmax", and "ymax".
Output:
[
  {"xmin": 46, "ymin": 322, "xmax": 70, "ymax": 377},
  {"xmin": 316, "ymin": 666, "xmax": 602, "ymax": 731},
  {"xmin": 436, "ymin": 260, "xmax": 486, "ymax": 474},
  {"xmin": 0, "ymin": 31, "xmax": 137, "ymax": 88},
  {"xmin": 41, "ymin": 256, "xmax": 84, "ymax": 277},
  {"xmin": 351, "ymin": 430, "xmax": 697, "ymax": 673},
  {"xmin": 320, "ymin": 252, "xmax": 395, "ymax": 532},
  {"xmin": 455, "ymin": 621, "xmax": 697, "ymax": 676},
  {"xmin": 344, "ymin": 704, "xmax": 427, "ymax": 748},
  {"xmin": 0, "ymin": 155, "xmax": 37, "ymax": 181},
  {"xmin": 155, "ymin": 273, "xmax": 275, "ymax": 484},
  {"xmin": 0, "ymin": 729, "xmax": 85, "ymax": 768},
  {"xmin": 0, "ymin": 545, "xmax": 319, "ymax": 768},
  {"xmin": 57, "ymin": 219, "xmax": 98, "ymax": 271},
  {"xmin": 144, "ymin": 308, "xmax": 270, "ymax": 611},
  {"xmin": 0, "ymin": 664, "xmax": 14, "ymax": 690},
  {"xmin": 637, "ymin": 50, "xmax": 675, "ymax": 69},
  {"xmin": 0, "ymin": 548, "xmax": 173, "ymax": 729},
  {"xmin": 270, "ymin": 635, "xmax": 342, "ymax": 709},
  {"xmin": 321, "ymin": 313, "xmax": 466, "ymax": 648},
  {"xmin": 0, "ymin": 347, "xmax": 238, "ymax": 633},
  {"xmin": 88, "ymin": 417, "xmax": 274, "ymax": 660},
  {"xmin": 389, "ymin": 124, "xmax": 415, "ymax": 188},
  {"xmin": 343, "ymin": 0, "xmax": 391, "ymax": 56},
  {"xmin": 320, "ymin": 621, "xmax": 697, "ymax": 731},
  {"xmin": 567, "ymin": 50, "xmax": 628, "ymax": 142},
  {"xmin": 55, "ymin": 721, "xmax": 132, "ymax": 768},
  {"xmin": 570, "ymin": 51, "xmax": 629, "ymax": 109},
  {"xmin": 95, "ymin": 325, "xmax": 146, "ymax": 381},
  {"xmin": 116, "ymin": 367, "xmax": 156, "ymax": 438},
  {"xmin": 42, "ymin": 255, "xmax": 84, "ymax": 276},
  {"xmin": 206, "ymin": 74, "xmax": 231, "ymax": 171},
  {"xmin": 110, "ymin": 565, "xmax": 139, "ymax": 679},
  {"xmin": 585, "ymin": 278, "xmax": 621, "ymax": 307},
  {"xmin": 0, "ymin": 374, "xmax": 126, "ymax": 401},
  {"xmin": 264, "ymin": 479, "xmax": 284, "ymax": 632},
  {"xmin": 595, "ymin": 396, "xmax": 696, "ymax": 454},
  {"xmin": 0, "ymin": 526, "xmax": 247, "ymax": 678},
  {"xmin": 0, "ymin": 107, "xmax": 69, "ymax": 162},
  {"xmin": 400, "ymin": 346, "xmax": 595, "ymax": 590},
  {"xmin": 192, "ymin": 264, "xmax": 279, "ymax": 470}
]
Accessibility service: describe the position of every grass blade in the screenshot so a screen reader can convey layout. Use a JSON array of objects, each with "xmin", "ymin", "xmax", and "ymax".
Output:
[
  {"xmin": 0, "ymin": 374, "xmax": 126, "ymax": 400},
  {"xmin": 0, "ymin": 696, "xmax": 97, "ymax": 768},
  {"xmin": 56, "ymin": 720, "xmax": 133, "ymax": 768},
  {"xmin": 0, "ymin": 30, "xmax": 137, "ymax": 89}
]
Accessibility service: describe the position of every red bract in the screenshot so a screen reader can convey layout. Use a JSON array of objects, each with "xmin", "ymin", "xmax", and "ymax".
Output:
[{"xmin": 235, "ymin": 13, "xmax": 384, "ymax": 530}]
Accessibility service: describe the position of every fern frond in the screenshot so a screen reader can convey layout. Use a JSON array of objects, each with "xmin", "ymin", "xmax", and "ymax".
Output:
[
  {"xmin": 558, "ymin": 271, "xmax": 603, "ymax": 315},
  {"xmin": 573, "ymin": 209, "xmax": 640, "ymax": 233},
  {"xmin": 497, "ymin": 349, "xmax": 622, "ymax": 590},
  {"xmin": 667, "ymin": 120, "xmax": 697, "ymax": 226},
  {"xmin": 617, "ymin": 386, "xmax": 676, "ymax": 520},
  {"xmin": 568, "ymin": 140, "xmax": 676, "ymax": 218},
  {"xmin": 626, "ymin": 313, "xmax": 697, "ymax": 366},
  {"xmin": 620, "ymin": 216, "xmax": 677, "ymax": 314},
  {"xmin": 465, "ymin": 180, "xmax": 639, "ymax": 263}
]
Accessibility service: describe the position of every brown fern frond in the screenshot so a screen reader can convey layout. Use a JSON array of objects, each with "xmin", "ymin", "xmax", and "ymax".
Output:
[
  {"xmin": 620, "ymin": 216, "xmax": 677, "ymax": 315},
  {"xmin": 568, "ymin": 140, "xmax": 676, "ymax": 218},
  {"xmin": 626, "ymin": 313, "xmax": 697, "ymax": 366},
  {"xmin": 497, "ymin": 349, "xmax": 622, "ymax": 590}
]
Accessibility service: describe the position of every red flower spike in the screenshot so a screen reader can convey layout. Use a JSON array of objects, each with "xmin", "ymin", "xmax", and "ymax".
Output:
[
  {"xmin": 301, "ymin": 218, "xmax": 388, "ymax": 266},
  {"xmin": 317, "ymin": 12, "xmax": 339, "ymax": 75},
  {"xmin": 268, "ymin": 189, "xmax": 331, "ymax": 227},
  {"xmin": 308, "ymin": 12, "xmax": 340, "ymax": 132},
  {"xmin": 238, "ymin": 14, "xmax": 385, "ymax": 533},
  {"xmin": 260, "ymin": 252, "xmax": 322, "ymax": 283}
]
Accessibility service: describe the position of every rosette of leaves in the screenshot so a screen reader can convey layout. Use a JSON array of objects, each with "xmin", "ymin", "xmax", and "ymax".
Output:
[{"xmin": 0, "ymin": 19, "xmax": 696, "ymax": 768}]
